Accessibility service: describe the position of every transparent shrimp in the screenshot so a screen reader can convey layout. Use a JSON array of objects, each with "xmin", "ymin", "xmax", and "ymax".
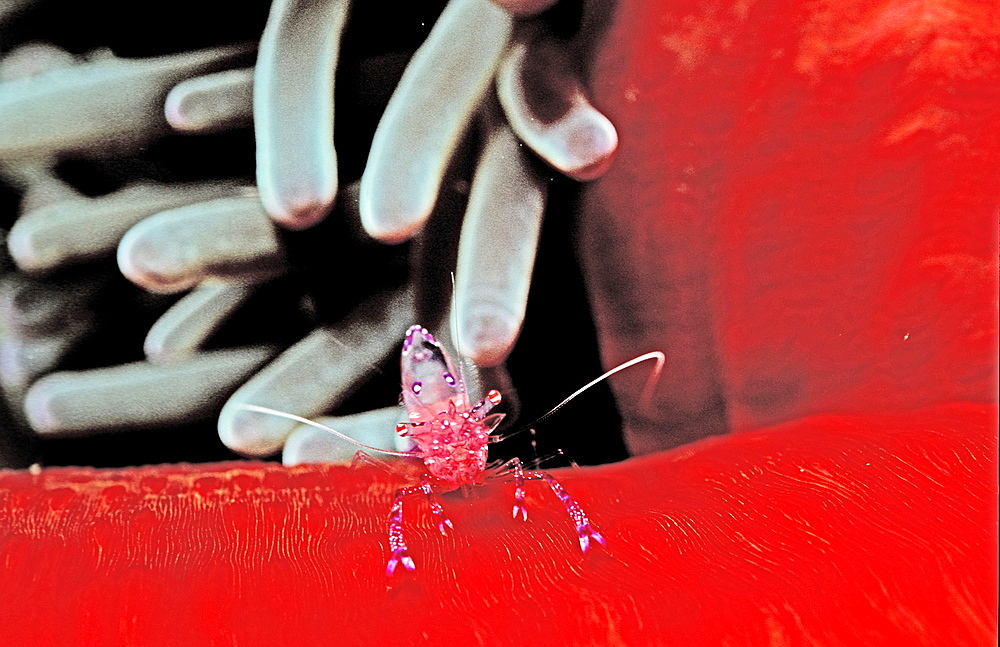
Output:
[{"xmin": 238, "ymin": 324, "xmax": 665, "ymax": 578}]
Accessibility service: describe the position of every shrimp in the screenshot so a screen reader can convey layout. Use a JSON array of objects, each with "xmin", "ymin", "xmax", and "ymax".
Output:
[{"xmin": 242, "ymin": 324, "xmax": 665, "ymax": 578}]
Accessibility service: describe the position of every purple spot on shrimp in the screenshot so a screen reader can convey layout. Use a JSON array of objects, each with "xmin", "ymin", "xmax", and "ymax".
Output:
[
  {"xmin": 442, "ymin": 372, "xmax": 456, "ymax": 386},
  {"xmin": 403, "ymin": 325, "xmax": 421, "ymax": 351},
  {"xmin": 411, "ymin": 381, "xmax": 423, "ymax": 395}
]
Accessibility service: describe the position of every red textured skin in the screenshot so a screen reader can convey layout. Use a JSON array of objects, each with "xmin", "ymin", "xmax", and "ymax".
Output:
[
  {"xmin": 2, "ymin": 0, "xmax": 997, "ymax": 643},
  {"xmin": 582, "ymin": 0, "xmax": 1000, "ymax": 452},
  {"xmin": 0, "ymin": 403, "xmax": 995, "ymax": 645}
]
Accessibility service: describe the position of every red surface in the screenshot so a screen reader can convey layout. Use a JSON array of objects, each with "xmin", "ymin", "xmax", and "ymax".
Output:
[
  {"xmin": 582, "ymin": 0, "xmax": 999, "ymax": 452},
  {"xmin": 1, "ymin": 402, "xmax": 996, "ymax": 646},
  {"xmin": 2, "ymin": 0, "xmax": 996, "ymax": 644}
]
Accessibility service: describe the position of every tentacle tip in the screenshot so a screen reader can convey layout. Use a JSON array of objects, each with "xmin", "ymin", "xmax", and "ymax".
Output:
[
  {"xmin": 258, "ymin": 183, "xmax": 336, "ymax": 232},
  {"xmin": 269, "ymin": 208, "xmax": 330, "ymax": 232},
  {"xmin": 458, "ymin": 312, "xmax": 519, "ymax": 367},
  {"xmin": 22, "ymin": 378, "xmax": 61, "ymax": 435},
  {"xmin": 4, "ymin": 222, "xmax": 54, "ymax": 273},
  {"xmin": 164, "ymin": 86, "xmax": 201, "ymax": 132},
  {"xmin": 117, "ymin": 226, "xmax": 197, "ymax": 294},
  {"xmin": 216, "ymin": 405, "xmax": 288, "ymax": 457},
  {"xmin": 565, "ymin": 154, "xmax": 616, "ymax": 182},
  {"xmin": 357, "ymin": 192, "xmax": 427, "ymax": 244},
  {"xmin": 488, "ymin": 0, "xmax": 558, "ymax": 15}
]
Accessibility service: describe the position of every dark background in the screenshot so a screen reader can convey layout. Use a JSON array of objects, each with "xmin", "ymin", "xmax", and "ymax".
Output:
[{"xmin": 0, "ymin": 0, "xmax": 627, "ymax": 469}]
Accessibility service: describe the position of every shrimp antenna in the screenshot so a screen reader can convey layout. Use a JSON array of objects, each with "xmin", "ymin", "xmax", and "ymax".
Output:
[
  {"xmin": 236, "ymin": 404, "xmax": 416, "ymax": 458},
  {"xmin": 492, "ymin": 351, "xmax": 666, "ymax": 444},
  {"xmin": 448, "ymin": 271, "xmax": 470, "ymax": 399}
]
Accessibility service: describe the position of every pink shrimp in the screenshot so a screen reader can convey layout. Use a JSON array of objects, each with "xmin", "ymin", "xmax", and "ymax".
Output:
[
  {"xmin": 386, "ymin": 325, "xmax": 663, "ymax": 577},
  {"xmin": 241, "ymin": 325, "xmax": 664, "ymax": 578}
]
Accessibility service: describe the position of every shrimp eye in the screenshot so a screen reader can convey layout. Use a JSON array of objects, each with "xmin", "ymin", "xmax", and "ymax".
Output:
[
  {"xmin": 442, "ymin": 372, "xmax": 456, "ymax": 386},
  {"xmin": 411, "ymin": 381, "xmax": 423, "ymax": 394}
]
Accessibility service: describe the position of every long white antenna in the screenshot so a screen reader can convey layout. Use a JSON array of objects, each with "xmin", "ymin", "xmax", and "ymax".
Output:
[
  {"xmin": 493, "ymin": 351, "xmax": 666, "ymax": 444},
  {"xmin": 448, "ymin": 271, "xmax": 471, "ymax": 398},
  {"xmin": 237, "ymin": 404, "xmax": 416, "ymax": 457}
]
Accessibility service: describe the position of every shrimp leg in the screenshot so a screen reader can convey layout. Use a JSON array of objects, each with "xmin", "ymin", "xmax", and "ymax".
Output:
[
  {"xmin": 499, "ymin": 458, "xmax": 605, "ymax": 553},
  {"xmin": 386, "ymin": 475, "xmax": 453, "ymax": 576}
]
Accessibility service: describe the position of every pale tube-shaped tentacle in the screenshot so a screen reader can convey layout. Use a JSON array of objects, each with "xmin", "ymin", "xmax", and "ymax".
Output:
[
  {"xmin": 0, "ymin": 158, "xmax": 79, "ymax": 215},
  {"xmin": 0, "ymin": 248, "xmax": 100, "ymax": 400},
  {"xmin": 0, "ymin": 0, "xmax": 41, "ymax": 25},
  {"xmin": 143, "ymin": 282, "xmax": 257, "ymax": 364},
  {"xmin": 7, "ymin": 169, "xmax": 78, "ymax": 215},
  {"xmin": 0, "ymin": 41, "xmax": 72, "ymax": 250},
  {"xmin": 218, "ymin": 287, "xmax": 414, "ymax": 456},
  {"xmin": 0, "ymin": 42, "xmax": 76, "ymax": 82},
  {"xmin": 281, "ymin": 405, "xmax": 410, "ymax": 465},
  {"xmin": 497, "ymin": 32, "xmax": 617, "ymax": 180},
  {"xmin": 23, "ymin": 346, "xmax": 277, "ymax": 435},
  {"xmin": 116, "ymin": 193, "xmax": 285, "ymax": 294},
  {"xmin": 7, "ymin": 181, "xmax": 242, "ymax": 273},
  {"xmin": 485, "ymin": 0, "xmax": 558, "ymax": 16},
  {"xmin": 454, "ymin": 126, "xmax": 545, "ymax": 366},
  {"xmin": 0, "ymin": 271, "xmax": 102, "ymax": 337},
  {"xmin": 0, "ymin": 318, "xmax": 90, "ymax": 398},
  {"xmin": 254, "ymin": 0, "xmax": 349, "ymax": 229},
  {"xmin": 165, "ymin": 67, "xmax": 253, "ymax": 133},
  {"xmin": 0, "ymin": 45, "xmax": 251, "ymax": 160},
  {"xmin": 359, "ymin": 0, "xmax": 512, "ymax": 243}
]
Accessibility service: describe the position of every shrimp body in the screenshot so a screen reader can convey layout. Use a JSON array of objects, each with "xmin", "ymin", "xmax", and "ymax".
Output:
[
  {"xmin": 403, "ymin": 400, "xmax": 490, "ymax": 485},
  {"xmin": 387, "ymin": 325, "xmax": 601, "ymax": 577},
  {"xmin": 395, "ymin": 325, "xmax": 502, "ymax": 487},
  {"xmin": 235, "ymin": 324, "xmax": 661, "ymax": 578}
]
